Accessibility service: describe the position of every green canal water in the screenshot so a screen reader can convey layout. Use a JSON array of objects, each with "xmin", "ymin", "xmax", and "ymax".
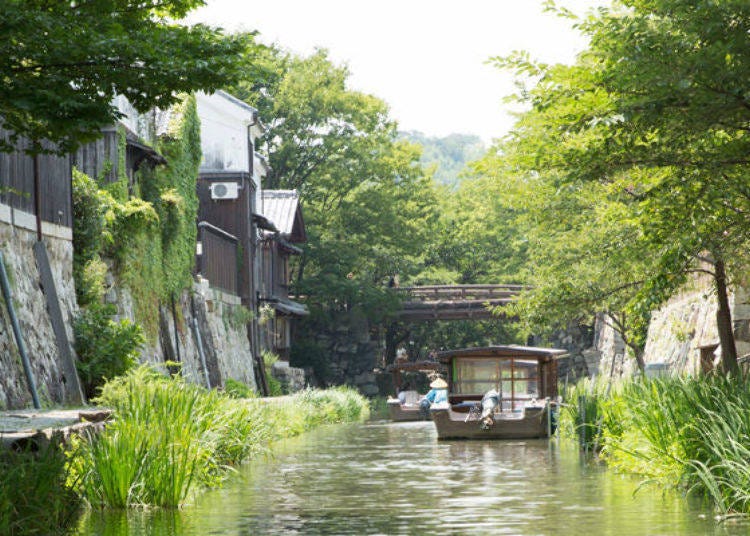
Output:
[{"xmin": 75, "ymin": 420, "xmax": 750, "ymax": 535}]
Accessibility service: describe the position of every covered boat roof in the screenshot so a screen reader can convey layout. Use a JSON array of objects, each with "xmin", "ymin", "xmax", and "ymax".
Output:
[{"xmin": 437, "ymin": 345, "xmax": 568, "ymax": 363}]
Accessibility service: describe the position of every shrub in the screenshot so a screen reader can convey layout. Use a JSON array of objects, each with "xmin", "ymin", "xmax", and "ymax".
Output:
[
  {"xmin": 73, "ymin": 303, "xmax": 144, "ymax": 399},
  {"xmin": 224, "ymin": 378, "xmax": 256, "ymax": 399}
]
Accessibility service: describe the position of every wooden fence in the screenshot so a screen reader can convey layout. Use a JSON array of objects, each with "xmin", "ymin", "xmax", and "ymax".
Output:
[{"xmin": 0, "ymin": 128, "xmax": 73, "ymax": 227}]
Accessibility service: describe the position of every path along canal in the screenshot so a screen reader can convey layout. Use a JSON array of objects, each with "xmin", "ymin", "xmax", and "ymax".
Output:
[{"xmin": 76, "ymin": 420, "xmax": 750, "ymax": 535}]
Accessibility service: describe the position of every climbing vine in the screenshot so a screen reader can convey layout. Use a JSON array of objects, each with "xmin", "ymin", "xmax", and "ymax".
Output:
[{"xmin": 72, "ymin": 94, "xmax": 202, "ymax": 374}]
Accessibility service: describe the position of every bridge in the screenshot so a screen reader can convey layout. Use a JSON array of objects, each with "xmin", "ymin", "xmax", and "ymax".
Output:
[{"xmin": 394, "ymin": 284, "xmax": 526, "ymax": 321}]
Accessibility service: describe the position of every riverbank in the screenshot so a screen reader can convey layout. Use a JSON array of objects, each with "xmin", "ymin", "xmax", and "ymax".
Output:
[
  {"xmin": 563, "ymin": 374, "xmax": 750, "ymax": 517},
  {"xmin": 0, "ymin": 366, "xmax": 369, "ymax": 534}
]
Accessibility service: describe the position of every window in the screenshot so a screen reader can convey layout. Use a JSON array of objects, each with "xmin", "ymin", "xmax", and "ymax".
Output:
[{"xmin": 452, "ymin": 357, "xmax": 540, "ymax": 410}]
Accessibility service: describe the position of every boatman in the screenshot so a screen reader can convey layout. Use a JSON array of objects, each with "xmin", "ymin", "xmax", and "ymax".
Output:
[
  {"xmin": 479, "ymin": 389, "xmax": 500, "ymax": 430},
  {"xmin": 419, "ymin": 377, "xmax": 448, "ymax": 418}
]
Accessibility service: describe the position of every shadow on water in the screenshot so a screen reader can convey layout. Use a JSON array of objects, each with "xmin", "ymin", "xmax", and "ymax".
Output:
[{"xmin": 75, "ymin": 420, "xmax": 750, "ymax": 535}]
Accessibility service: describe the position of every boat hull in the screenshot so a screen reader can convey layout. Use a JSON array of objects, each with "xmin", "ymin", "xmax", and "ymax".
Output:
[
  {"xmin": 387, "ymin": 400, "xmax": 428, "ymax": 422},
  {"xmin": 430, "ymin": 405, "xmax": 554, "ymax": 440}
]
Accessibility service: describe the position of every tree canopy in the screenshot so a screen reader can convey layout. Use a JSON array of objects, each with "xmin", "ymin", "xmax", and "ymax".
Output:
[
  {"xmin": 228, "ymin": 45, "xmax": 439, "ymax": 317},
  {"xmin": 476, "ymin": 0, "xmax": 750, "ymax": 372},
  {"xmin": 1, "ymin": 0, "xmax": 248, "ymax": 153}
]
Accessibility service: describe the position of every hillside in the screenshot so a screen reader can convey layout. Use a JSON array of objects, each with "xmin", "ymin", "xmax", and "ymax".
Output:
[{"xmin": 400, "ymin": 131, "xmax": 486, "ymax": 187}]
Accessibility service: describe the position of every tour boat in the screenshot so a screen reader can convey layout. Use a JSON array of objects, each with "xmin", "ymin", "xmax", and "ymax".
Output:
[
  {"xmin": 429, "ymin": 345, "xmax": 567, "ymax": 440},
  {"xmin": 385, "ymin": 359, "xmax": 445, "ymax": 422},
  {"xmin": 386, "ymin": 391, "xmax": 426, "ymax": 421}
]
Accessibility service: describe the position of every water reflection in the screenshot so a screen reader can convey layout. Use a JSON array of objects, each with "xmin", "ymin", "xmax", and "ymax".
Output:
[{"xmin": 75, "ymin": 420, "xmax": 750, "ymax": 535}]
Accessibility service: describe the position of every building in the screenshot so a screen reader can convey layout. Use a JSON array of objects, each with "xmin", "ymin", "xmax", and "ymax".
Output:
[
  {"xmin": 194, "ymin": 90, "xmax": 272, "ymax": 393},
  {"xmin": 258, "ymin": 189, "xmax": 308, "ymax": 362}
]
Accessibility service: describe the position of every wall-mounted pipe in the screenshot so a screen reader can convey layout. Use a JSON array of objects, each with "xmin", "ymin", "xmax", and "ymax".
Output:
[
  {"xmin": 192, "ymin": 316, "xmax": 211, "ymax": 390},
  {"xmin": 0, "ymin": 251, "xmax": 41, "ymax": 409}
]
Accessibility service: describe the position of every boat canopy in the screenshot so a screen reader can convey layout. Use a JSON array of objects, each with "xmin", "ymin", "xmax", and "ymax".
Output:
[
  {"xmin": 437, "ymin": 345, "xmax": 567, "ymax": 362},
  {"xmin": 437, "ymin": 345, "xmax": 567, "ymax": 403}
]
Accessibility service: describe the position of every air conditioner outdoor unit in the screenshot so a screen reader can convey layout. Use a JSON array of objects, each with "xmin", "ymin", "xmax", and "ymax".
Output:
[{"xmin": 210, "ymin": 182, "xmax": 239, "ymax": 200}]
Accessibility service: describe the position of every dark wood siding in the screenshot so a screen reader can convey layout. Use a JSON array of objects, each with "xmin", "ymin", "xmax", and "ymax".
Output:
[
  {"xmin": 0, "ymin": 128, "xmax": 72, "ymax": 227},
  {"xmin": 71, "ymin": 128, "xmax": 119, "ymax": 184},
  {"xmin": 197, "ymin": 222, "xmax": 239, "ymax": 295},
  {"xmin": 197, "ymin": 172, "xmax": 255, "ymax": 304}
]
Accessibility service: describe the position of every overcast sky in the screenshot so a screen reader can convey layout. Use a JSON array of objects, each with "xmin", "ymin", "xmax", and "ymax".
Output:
[{"xmin": 186, "ymin": 0, "xmax": 608, "ymax": 143}]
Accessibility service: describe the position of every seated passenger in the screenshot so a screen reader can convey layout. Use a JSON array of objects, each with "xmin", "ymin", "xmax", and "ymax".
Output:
[
  {"xmin": 396, "ymin": 381, "xmax": 414, "ymax": 405},
  {"xmin": 419, "ymin": 377, "xmax": 448, "ymax": 418}
]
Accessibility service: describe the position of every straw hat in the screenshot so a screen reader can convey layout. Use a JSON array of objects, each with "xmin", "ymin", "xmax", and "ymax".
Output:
[{"xmin": 430, "ymin": 377, "xmax": 448, "ymax": 389}]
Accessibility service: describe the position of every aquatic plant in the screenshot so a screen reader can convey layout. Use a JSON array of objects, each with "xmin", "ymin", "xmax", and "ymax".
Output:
[
  {"xmin": 72, "ymin": 366, "xmax": 369, "ymax": 508},
  {"xmin": 559, "ymin": 376, "xmax": 623, "ymax": 452},
  {"xmin": 73, "ymin": 366, "xmax": 270, "ymax": 507},
  {"xmin": 588, "ymin": 374, "xmax": 750, "ymax": 515}
]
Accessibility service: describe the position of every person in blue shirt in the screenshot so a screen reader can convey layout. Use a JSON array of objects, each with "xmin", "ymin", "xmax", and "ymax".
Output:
[{"xmin": 420, "ymin": 377, "xmax": 448, "ymax": 418}]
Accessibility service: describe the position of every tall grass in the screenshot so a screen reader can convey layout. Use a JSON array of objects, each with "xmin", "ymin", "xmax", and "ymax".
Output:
[
  {"xmin": 72, "ymin": 366, "xmax": 369, "ymax": 508},
  {"xmin": 574, "ymin": 373, "xmax": 750, "ymax": 516},
  {"xmin": 559, "ymin": 376, "xmax": 624, "ymax": 452},
  {"xmin": 249, "ymin": 385, "xmax": 370, "ymax": 441},
  {"xmin": 0, "ymin": 443, "xmax": 81, "ymax": 535}
]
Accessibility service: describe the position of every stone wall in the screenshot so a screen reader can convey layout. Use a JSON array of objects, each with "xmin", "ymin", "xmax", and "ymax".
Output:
[
  {"xmin": 637, "ymin": 281, "xmax": 750, "ymax": 375},
  {"xmin": 592, "ymin": 279, "xmax": 750, "ymax": 378},
  {"xmin": 297, "ymin": 311, "xmax": 380, "ymax": 396},
  {"xmin": 106, "ymin": 277, "xmax": 257, "ymax": 391},
  {"xmin": 539, "ymin": 322, "xmax": 596, "ymax": 382},
  {"xmin": 0, "ymin": 220, "xmax": 78, "ymax": 409},
  {"xmin": 0, "ymin": 213, "xmax": 258, "ymax": 411},
  {"xmin": 271, "ymin": 361, "xmax": 306, "ymax": 392}
]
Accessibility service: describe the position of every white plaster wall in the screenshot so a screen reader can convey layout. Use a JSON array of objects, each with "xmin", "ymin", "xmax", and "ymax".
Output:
[{"xmin": 196, "ymin": 92, "xmax": 259, "ymax": 173}]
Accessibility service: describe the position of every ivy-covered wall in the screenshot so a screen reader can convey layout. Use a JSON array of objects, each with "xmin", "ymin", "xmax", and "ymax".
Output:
[{"xmin": 71, "ymin": 95, "xmax": 257, "ymax": 398}]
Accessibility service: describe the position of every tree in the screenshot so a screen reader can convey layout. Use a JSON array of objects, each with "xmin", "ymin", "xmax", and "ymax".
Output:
[
  {"xmin": 228, "ymin": 47, "xmax": 438, "ymax": 315},
  {"xmin": 487, "ymin": 0, "xmax": 750, "ymax": 374},
  {"xmin": 399, "ymin": 131, "xmax": 486, "ymax": 187},
  {"xmin": 227, "ymin": 46, "xmax": 440, "ymax": 380},
  {"xmin": 0, "ymin": 0, "xmax": 248, "ymax": 154}
]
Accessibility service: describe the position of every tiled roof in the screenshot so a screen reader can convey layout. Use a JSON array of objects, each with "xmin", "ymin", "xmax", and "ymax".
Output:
[{"xmin": 261, "ymin": 190, "xmax": 302, "ymax": 239}]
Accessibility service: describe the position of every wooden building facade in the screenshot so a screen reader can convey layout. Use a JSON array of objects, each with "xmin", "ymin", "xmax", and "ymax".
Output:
[{"xmin": 258, "ymin": 189, "xmax": 308, "ymax": 361}]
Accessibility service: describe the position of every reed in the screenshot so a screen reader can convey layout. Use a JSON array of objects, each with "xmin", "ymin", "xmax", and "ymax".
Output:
[
  {"xmin": 559, "ymin": 376, "xmax": 621, "ymax": 452},
  {"xmin": 0, "ymin": 443, "xmax": 81, "ymax": 534},
  {"xmin": 591, "ymin": 374, "xmax": 750, "ymax": 515},
  {"xmin": 72, "ymin": 366, "xmax": 369, "ymax": 508}
]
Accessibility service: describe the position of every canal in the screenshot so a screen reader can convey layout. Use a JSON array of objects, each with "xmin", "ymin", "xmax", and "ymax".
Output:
[{"xmin": 76, "ymin": 420, "xmax": 749, "ymax": 535}]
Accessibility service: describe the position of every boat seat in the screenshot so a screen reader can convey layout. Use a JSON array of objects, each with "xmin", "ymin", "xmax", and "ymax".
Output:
[{"xmin": 400, "ymin": 390, "xmax": 421, "ymax": 405}]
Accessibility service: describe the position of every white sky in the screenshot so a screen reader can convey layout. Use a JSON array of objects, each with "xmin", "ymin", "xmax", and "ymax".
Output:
[{"xmin": 186, "ymin": 0, "xmax": 608, "ymax": 143}]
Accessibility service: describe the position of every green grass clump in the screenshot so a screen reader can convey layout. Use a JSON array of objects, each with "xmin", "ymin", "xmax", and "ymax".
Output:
[
  {"xmin": 577, "ymin": 373, "xmax": 750, "ymax": 516},
  {"xmin": 224, "ymin": 377, "xmax": 257, "ymax": 399},
  {"xmin": 559, "ymin": 376, "xmax": 624, "ymax": 452},
  {"xmin": 251, "ymin": 385, "xmax": 371, "ymax": 441},
  {"xmin": 0, "ymin": 444, "xmax": 81, "ymax": 535},
  {"xmin": 72, "ymin": 366, "xmax": 270, "ymax": 508},
  {"xmin": 72, "ymin": 367, "xmax": 370, "ymax": 509}
]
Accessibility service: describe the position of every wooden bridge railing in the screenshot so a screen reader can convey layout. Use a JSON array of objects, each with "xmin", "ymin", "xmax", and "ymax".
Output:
[{"xmin": 394, "ymin": 284, "xmax": 528, "ymax": 321}]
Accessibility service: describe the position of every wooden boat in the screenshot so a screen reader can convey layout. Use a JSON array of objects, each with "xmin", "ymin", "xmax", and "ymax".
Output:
[
  {"xmin": 386, "ymin": 391, "xmax": 425, "ymax": 421},
  {"xmin": 385, "ymin": 359, "xmax": 445, "ymax": 422},
  {"xmin": 429, "ymin": 345, "xmax": 567, "ymax": 440}
]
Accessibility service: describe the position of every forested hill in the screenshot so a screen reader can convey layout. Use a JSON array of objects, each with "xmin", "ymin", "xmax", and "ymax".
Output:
[{"xmin": 399, "ymin": 131, "xmax": 485, "ymax": 187}]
